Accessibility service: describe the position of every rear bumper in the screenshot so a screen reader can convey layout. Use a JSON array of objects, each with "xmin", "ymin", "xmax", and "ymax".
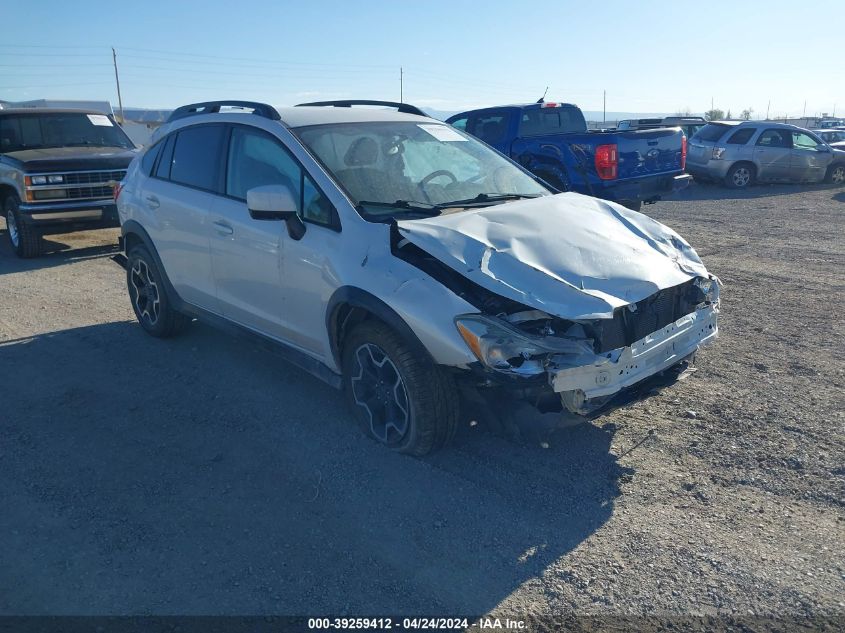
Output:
[
  {"xmin": 686, "ymin": 160, "xmax": 732, "ymax": 181},
  {"xmin": 602, "ymin": 173, "xmax": 691, "ymax": 204},
  {"xmin": 18, "ymin": 199, "xmax": 120, "ymax": 231}
]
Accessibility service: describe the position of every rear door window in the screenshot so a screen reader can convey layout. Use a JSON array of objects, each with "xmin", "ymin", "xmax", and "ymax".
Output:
[
  {"xmin": 756, "ymin": 129, "xmax": 792, "ymax": 148},
  {"xmin": 170, "ymin": 124, "xmax": 226, "ymax": 191},
  {"xmin": 469, "ymin": 111, "xmax": 511, "ymax": 144},
  {"xmin": 693, "ymin": 124, "xmax": 730, "ymax": 142},
  {"xmin": 726, "ymin": 128, "xmax": 756, "ymax": 145}
]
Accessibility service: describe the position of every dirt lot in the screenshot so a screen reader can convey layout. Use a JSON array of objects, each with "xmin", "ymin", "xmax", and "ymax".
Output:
[{"xmin": 0, "ymin": 183, "xmax": 843, "ymax": 621}]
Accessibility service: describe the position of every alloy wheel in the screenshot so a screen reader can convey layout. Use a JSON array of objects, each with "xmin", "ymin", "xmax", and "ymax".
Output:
[
  {"xmin": 6, "ymin": 209, "xmax": 19, "ymax": 248},
  {"xmin": 350, "ymin": 343, "xmax": 410, "ymax": 444},
  {"xmin": 130, "ymin": 259, "xmax": 161, "ymax": 326},
  {"xmin": 832, "ymin": 166, "xmax": 845, "ymax": 185},
  {"xmin": 732, "ymin": 167, "xmax": 751, "ymax": 187}
]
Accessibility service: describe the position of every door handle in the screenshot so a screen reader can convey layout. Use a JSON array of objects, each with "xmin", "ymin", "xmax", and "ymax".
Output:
[
  {"xmin": 213, "ymin": 220, "xmax": 234, "ymax": 236},
  {"xmin": 145, "ymin": 195, "xmax": 160, "ymax": 209}
]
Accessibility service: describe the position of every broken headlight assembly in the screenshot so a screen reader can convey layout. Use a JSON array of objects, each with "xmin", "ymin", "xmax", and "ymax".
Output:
[
  {"xmin": 455, "ymin": 314, "xmax": 594, "ymax": 376},
  {"xmin": 694, "ymin": 276, "xmax": 720, "ymax": 307}
]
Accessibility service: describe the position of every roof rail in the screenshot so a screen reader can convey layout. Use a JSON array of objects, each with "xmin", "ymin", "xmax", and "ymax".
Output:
[
  {"xmin": 166, "ymin": 100, "xmax": 281, "ymax": 123},
  {"xmin": 295, "ymin": 100, "xmax": 428, "ymax": 117}
]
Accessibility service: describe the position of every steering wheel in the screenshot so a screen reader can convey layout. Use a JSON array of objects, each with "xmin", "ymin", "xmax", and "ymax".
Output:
[{"xmin": 417, "ymin": 170, "xmax": 458, "ymax": 202}]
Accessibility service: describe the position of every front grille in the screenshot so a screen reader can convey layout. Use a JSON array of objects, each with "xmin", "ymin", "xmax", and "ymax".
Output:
[
  {"xmin": 27, "ymin": 169, "xmax": 126, "ymax": 202},
  {"xmin": 595, "ymin": 279, "xmax": 704, "ymax": 353},
  {"xmin": 66, "ymin": 185, "xmax": 115, "ymax": 199},
  {"xmin": 62, "ymin": 170, "xmax": 126, "ymax": 185}
]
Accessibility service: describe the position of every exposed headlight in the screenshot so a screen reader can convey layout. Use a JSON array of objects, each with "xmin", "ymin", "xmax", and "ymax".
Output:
[
  {"xmin": 31, "ymin": 175, "xmax": 47, "ymax": 185},
  {"xmin": 47, "ymin": 174, "xmax": 64, "ymax": 184},
  {"xmin": 695, "ymin": 276, "xmax": 720, "ymax": 305},
  {"xmin": 455, "ymin": 314, "xmax": 593, "ymax": 375}
]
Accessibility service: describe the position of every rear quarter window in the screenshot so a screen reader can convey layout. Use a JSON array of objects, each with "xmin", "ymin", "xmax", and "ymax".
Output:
[
  {"xmin": 726, "ymin": 128, "xmax": 756, "ymax": 145},
  {"xmin": 693, "ymin": 124, "xmax": 730, "ymax": 142}
]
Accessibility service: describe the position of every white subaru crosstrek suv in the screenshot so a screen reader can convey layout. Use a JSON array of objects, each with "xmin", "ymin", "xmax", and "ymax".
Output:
[{"xmin": 116, "ymin": 100, "xmax": 720, "ymax": 455}]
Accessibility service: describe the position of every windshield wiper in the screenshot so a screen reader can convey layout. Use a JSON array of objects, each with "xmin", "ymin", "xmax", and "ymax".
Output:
[
  {"xmin": 355, "ymin": 199, "xmax": 441, "ymax": 216},
  {"xmin": 433, "ymin": 193, "xmax": 543, "ymax": 208}
]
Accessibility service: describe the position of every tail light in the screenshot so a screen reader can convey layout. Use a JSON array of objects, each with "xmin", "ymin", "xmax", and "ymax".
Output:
[
  {"xmin": 112, "ymin": 181, "xmax": 124, "ymax": 202},
  {"xmin": 595, "ymin": 144, "xmax": 618, "ymax": 180},
  {"xmin": 681, "ymin": 136, "xmax": 687, "ymax": 170}
]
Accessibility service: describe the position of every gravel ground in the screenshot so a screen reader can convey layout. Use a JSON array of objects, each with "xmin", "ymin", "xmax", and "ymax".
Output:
[{"xmin": 0, "ymin": 183, "xmax": 843, "ymax": 623}]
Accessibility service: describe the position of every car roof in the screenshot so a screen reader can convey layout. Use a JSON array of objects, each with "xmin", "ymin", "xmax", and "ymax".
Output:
[{"xmin": 0, "ymin": 108, "xmax": 110, "ymax": 116}]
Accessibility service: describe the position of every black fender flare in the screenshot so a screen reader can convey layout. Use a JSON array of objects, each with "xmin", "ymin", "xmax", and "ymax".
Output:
[
  {"xmin": 121, "ymin": 220, "xmax": 184, "ymax": 310},
  {"xmin": 325, "ymin": 286, "xmax": 434, "ymax": 370}
]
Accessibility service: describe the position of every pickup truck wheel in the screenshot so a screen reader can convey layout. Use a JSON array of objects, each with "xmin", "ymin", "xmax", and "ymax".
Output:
[
  {"xmin": 4, "ymin": 195, "xmax": 43, "ymax": 258},
  {"xmin": 342, "ymin": 321, "xmax": 459, "ymax": 456},
  {"xmin": 126, "ymin": 245, "xmax": 190, "ymax": 338},
  {"xmin": 826, "ymin": 164, "xmax": 845, "ymax": 185},
  {"xmin": 726, "ymin": 163, "xmax": 755, "ymax": 189}
]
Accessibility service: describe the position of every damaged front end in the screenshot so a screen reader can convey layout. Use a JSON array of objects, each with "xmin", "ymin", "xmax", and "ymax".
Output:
[
  {"xmin": 452, "ymin": 276, "xmax": 719, "ymax": 417},
  {"xmin": 389, "ymin": 193, "xmax": 722, "ymax": 430}
]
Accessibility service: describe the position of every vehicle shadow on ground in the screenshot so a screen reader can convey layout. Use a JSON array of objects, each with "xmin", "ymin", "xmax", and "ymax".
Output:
[
  {"xmin": 0, "ymin": 321, "xmax": 629, "ymax": 615},
  {"xmin": 0, "ymin": 225, "xmax": 120, "ymax": 275},
  {"xmin": 671, "ymin": 181, "xmax": 843, "ymax": 202}
]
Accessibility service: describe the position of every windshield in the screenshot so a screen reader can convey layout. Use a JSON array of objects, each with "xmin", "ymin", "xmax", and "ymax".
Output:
[
  {"xmin": 0, "ymin": 112, "xmax": 135, "ymax": 152},
  {"xmin": 295, "ymin": 121, "xmax": 549, "ymax": 219}
]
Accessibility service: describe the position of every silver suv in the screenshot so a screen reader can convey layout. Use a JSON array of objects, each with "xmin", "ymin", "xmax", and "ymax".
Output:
[
  {"xmin": 687, "ymin": 121, "xmax": 845, "ymax": 188},
  {"xmin": 117, "ymin": 100, "xmax": 720, "ymax": 455}
]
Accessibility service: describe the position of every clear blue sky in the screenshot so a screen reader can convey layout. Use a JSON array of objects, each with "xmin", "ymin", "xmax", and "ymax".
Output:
[{"xmin": 1, "ymin": 0, "xmax": 842, "ymax": 118}]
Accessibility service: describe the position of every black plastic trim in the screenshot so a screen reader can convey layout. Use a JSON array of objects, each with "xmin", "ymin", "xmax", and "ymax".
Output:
[
  {"xmin": 295, "ymin": 100, "xmax": 428, "ymax": 117},
  {"xmin": 325, "ymin": 287, "xmax": 434, "ymax": 370},
  {"xmin": 167, "ymin": 101, "xmax": 281, "ymax": 123}
]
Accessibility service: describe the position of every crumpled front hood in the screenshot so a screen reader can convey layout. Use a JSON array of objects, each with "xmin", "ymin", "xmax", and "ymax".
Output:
[{"xmin": 397, "ymin": 192, "xmax": 710, "ymax": 320}]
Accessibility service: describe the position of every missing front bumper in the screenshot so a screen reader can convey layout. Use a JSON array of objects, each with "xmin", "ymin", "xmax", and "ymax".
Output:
[{"xmin": 551, "ymin": 306, "xmax": 718, "ymax": 414}]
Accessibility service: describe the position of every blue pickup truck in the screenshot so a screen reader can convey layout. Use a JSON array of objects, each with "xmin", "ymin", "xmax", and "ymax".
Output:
[{"xmin": 446, "ymin": 102, "xmax": 691, "ymax": 210}]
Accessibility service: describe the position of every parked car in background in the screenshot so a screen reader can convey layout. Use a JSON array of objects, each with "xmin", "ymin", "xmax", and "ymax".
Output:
[
  {"xmin": 116, "ymin": 100, "xmax": 719, "ymax": 455},
  {"xmin": 817, "ymin": 119, "xmax": 845, "ymax": 129},
  {"xmin": 617, "ymin": 116, "xmax": 707, "ymax": 140},
  {"xmin": 0, "ymin": 108, "xmax": 136, "ymax": 257},
  {"xmin": 814, "ymin": 129, "xmax": 845, "ymax": 150},
  {"xmin": 445, "ymin": 101, "xmax": 690, "ymax": 211},
  {"xmin": 687, "ymin": 121, "xmax": 845, "ymax": 187}
]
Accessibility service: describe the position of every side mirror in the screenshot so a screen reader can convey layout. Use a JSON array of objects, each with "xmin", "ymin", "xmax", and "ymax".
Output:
[{"xmin": 246, "ymin": 184, "xmax": 306, "ymax": 240}]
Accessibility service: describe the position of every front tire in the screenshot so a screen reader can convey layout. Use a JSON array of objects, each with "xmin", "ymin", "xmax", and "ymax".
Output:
[
  {"xmin": 4, "ymin": 194, "xmax": 43, "ymax": 258},
  {"xmin": 826, "ymin": 163, "xmax": 845, "ymax": 185},
  {"xmin": 126, "ymin": 245, "xmax": 190, "ymax": 338},
  {"xmin": 725, "ymin": 163, "xmax": 755, "ymax": 189},
  {"xmin": 342, "ymin": 321, "xmax": 459, "ymax": 456}
]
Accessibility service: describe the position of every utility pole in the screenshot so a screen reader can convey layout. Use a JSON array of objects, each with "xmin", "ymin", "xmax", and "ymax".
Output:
[
  {"xmin": 803, "ymin": 100, "xmax": 807, "ymax": 118},
  {"xmin": 112, "ymin": 47, "xmax": 125, "ymax": 124},
  {"xmin": 603, "ymin": 90, "xmax": 606, "ymax": 123},
  {"xmin": 400, "ymin": 67, "xmax": 403, "ymax": 103},
  {"xmin": 766, "ymin": 100, "xmax": 771, "ymax": 119}
]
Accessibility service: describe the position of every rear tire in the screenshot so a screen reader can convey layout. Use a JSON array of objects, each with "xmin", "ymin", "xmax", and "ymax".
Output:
[
  {"xmin": 126, "ymin": 245, "xmax": 190, "ymax": 338},
  {"xmin": 342, "ymin": 321, "xmax": 459, "ymax": 456},
  {"xmin": 725, "ymin": 163, "xmax": 755, "ymax": 189},
  {"xmin": 826, "ymin": 163, "xmax": 845, "ymax": 185},
  {"xmin": 621, "ymin": 200, "xmax": 643, "ymax": 212},
  {"xmin": 4, "ymin": 194, "xmax": 43, "ymax": 258}
]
